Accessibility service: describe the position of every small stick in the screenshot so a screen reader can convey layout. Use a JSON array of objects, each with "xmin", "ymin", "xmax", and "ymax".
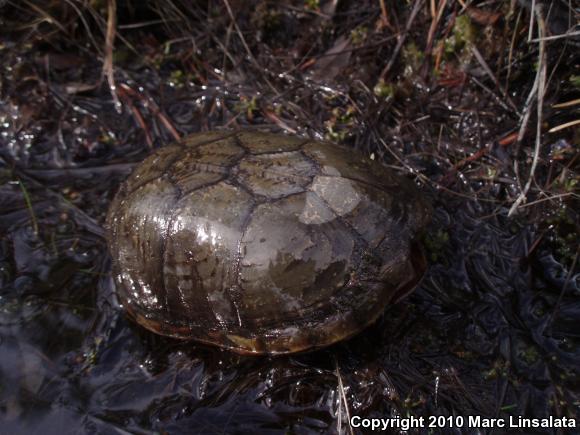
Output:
[
  {"xmin": 103, "ymin": 0, "xmax": 121, "ymax": 113},
  {"xmin": 529, "ymin": 30, "xmax": 580, "ymax": 42},
  {"xmin": 118, "ymin": 85, "xmax": 154, "ymax": 148},
  {"xmin": 426, "ymin": 0, "xmax": 447, "ymax": 55},
  {"xmin": 379, "ymin": 0, "xmax": 391, "ymax": 28}
]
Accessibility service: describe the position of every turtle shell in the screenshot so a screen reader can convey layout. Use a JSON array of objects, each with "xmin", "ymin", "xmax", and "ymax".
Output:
[{"xmin": 106, "ymin": 131, "xmax": 431, "ymax": 354}]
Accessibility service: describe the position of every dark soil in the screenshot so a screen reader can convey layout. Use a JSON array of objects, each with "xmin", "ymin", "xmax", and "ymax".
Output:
[{"xmin": 0, "ymin": 1, "xmax": 578, "ymax": 434}]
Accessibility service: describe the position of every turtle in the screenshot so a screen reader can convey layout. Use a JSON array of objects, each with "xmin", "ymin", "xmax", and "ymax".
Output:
[{"xmin": 106, "ymin": 130, "xmax": 431, "ymax": 355}]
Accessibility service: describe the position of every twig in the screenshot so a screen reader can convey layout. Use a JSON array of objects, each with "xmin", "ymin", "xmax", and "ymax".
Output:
[
  {"xmin": 529, "ymin": 29, "xmax": 580, "ymax": 42},
  {"xmin": 508, "ymin": 3, "xmax": 547, "ymax": 216},
  {"xmin": 527, "ymin": 0, "xmax": 536, "ymax": 42},
  {"xmin": 379, "ymin": 0, "xmax": 391, "ymax": 28},
  {"xmin": 118, "ymin": 84, "xmax": 154, "ymax": 148},
  {"xmin": 517, "ymin": 192, "xmax": 578, "ymax": 209},
  {"xmin": 426, "ymin": 0, "xmax": 448, "ymax": 55},
  {"xmin": 103, "ymin": 0, "xmax": 121, "ymax": 113}
]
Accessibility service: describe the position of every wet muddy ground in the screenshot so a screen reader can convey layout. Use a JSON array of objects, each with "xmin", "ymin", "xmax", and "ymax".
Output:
[{"xmin": 0, "ymin": 1, "xmax": 579, "ymax": 434}]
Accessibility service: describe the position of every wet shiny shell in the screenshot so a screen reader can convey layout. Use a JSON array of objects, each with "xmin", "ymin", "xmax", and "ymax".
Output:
[{"xmin": 106, "ymin": 131, "xmax": 431, "ymax": 354}]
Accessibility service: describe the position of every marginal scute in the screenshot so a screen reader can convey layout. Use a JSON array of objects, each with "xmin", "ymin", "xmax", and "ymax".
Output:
[
  {"xmin": 124, "ymin": 145, "xmax": 181, "ymax": 193},
  {"xmin": 237, "ymin": 130, "xmax": 306, "ymax": 154},
  {"xmin": 168, "ymin": 154, "xmax": 227, "ymax": 194},
  {"xmin": 182, "ymin": 135, "xmax": 245, "ymax": 166},
  {"xmin": 108, "ymin": 176, "xmax": 179, "ymax": 318},
  {"xmin": 107, "ymin": 130, "xmax": 431, "ymax": 354},
  {"xmin": 182, "ymin": 130, "xmax": 233, "ymax": 148}
]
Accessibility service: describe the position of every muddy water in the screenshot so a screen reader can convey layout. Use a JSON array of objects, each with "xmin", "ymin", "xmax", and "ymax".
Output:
[{"xmin": 1, "ymin": 163, "xmax": 578, "ymax": 433}]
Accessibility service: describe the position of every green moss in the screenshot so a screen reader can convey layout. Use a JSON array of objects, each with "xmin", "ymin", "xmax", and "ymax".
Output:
[
  {"xmin": 305, "ymin": 0, "xmax": 320, "ymax": 11},
  {"xmin": 350, "ymin": 26, "xmax": 368, "ymax": 45},
  {"xmin": 235, "ymin": 96, "xmax": 259, "ymax": 119},
  {"xmin": 483, "ymin": 359, "xmax": 509, "ymax": 380},
  {"xmin": 168, "ymin": 69, "xmax": 186, "ymax": 88},
  {"xmin": 373, "ymin": 79, "xmax": 395, "ymax": 99},
  {"xmin": 402, "ymin": 41, "xmax": 424, "ymax": 77},
  {"xmin": 444, "ymin": 14, "xmax": 476, "ymax": 57},
  {"xmin": 324, "ymin": 104, "xmax": 356, "ymax": 142},
  {"xmin": 569, "ymin": 75, "xmax": 580, "ymax": 88}
]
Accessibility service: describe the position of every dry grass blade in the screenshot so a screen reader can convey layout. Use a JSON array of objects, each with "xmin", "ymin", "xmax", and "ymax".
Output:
[
  {"xmin": 335, "ymin": 359, "xmax": 354, "ymax": 435},
  {"xmin": 470, "ymin": 45, "xmax": 519, "ymax": 113},
  {"xmin": 548, "ymin": 119, "xmax": 580, "ymax": 133},
  {"xmin": 103, "ymin": 0, "xmax": 121, "ymax": 113},
  {"xmin": 529, "ymin": 30, "xmax": 580, "ymax": 42},
  {"xmin": 425, "ymin": 0, "xmax": 447, "ymax": 55},
  {"xmin": 379, "ymin": 0, "xmax": 424, "ymax": 80},
  {"xmin": 552, "ymin": 98, "xmax": 580, "ymax": 109},
  {"xmin": 508, "ymin": 2, "xmax": 548, "ymax": 216},
  {"xmin": 221, "ymin": 0, "xmax": 278, "ymax": 93},
  {"xmin": 379, "ymin": 0, "xmax": 391, "ymax": 28},
  {"xmin": 19, "ymin": 0, "xmax": 68, "ymax": 34},
  {"xmin": 18, "ymin": 179, "xmax": 39, "ymax": 235}
]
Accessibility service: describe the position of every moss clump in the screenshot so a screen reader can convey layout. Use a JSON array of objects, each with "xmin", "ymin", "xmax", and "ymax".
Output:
[
  {"xmin": 373, "ymin": 79, "xmax": 395, "ymax": 99},
  {"xmin": 444, "ymin": 14, "xmax": 476, "ymax": 57},
  {"xmin": 304, "ymin": 0, "xmax": 320, "ymax": 11},
  {"xmin": 350, "ymin": 26, "xmax": 368, "ymax": 45},
  {"xmin": 569, "ymin": 74, "xmax": 580, "ymax": 88},
  {"xmin": 402, "ymin": 41, "xmax": 424, "ymax": 77},
  {"xmin": 235, "ymin": 96, "xmax": 259, "ymax": 120},
  {"xmin": 324, "ymin": 104, "xmax": 356, "ymax": 142},
  {"xmin": 168, "ymin": 69, "xmax": 186, "ymax": 88}
]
